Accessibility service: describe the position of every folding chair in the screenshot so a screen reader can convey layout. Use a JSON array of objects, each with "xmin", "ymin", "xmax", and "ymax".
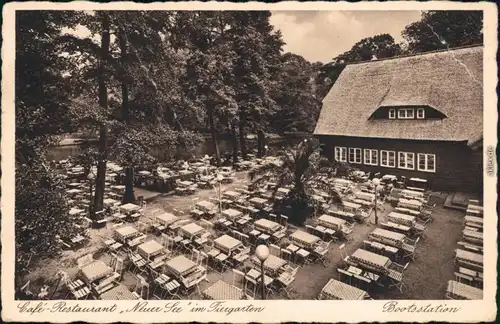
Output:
[
  {"xmin": 269, "ymin": 244, "xmax": 281, "ymax": 257},
  {"xmin": 339, "ymin": 243, "xmax": 348, "ymax": 263},
  {"xmin": 134, "ymin": 275, "xmax": 150, "ymax": 300},
  {"xmin": 402, "ymin": 237, "xmax": 419, "ymax": 261},
  {"xmin": 232, "ymin": 269, "xmax": 246, "ymax": 288},
  {"xmin": 337, "ymin": 268, "xmax": 353, "ymax": 285},
  {"xmin": 387, "ymin": 262, "xmax": 409, "ymax": 293}
]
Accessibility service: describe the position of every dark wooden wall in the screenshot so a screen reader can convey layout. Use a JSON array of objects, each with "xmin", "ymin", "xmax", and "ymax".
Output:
[{"xmin": 317, "ymin": 135, "xmax": 483, "ymax": 193}]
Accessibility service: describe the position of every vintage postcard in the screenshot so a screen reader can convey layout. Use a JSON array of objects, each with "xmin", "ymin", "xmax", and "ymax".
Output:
[{"xmin": 1, "ymin": 1, "xmax": 497, "ymax": 322}]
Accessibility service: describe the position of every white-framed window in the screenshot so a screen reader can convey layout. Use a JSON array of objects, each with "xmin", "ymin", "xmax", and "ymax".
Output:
[
  {"xmin": 380, "ymin": 150, "xmax": 396, "ymax": 168},
  {"xmin": 398, "ymin": 152, "xmax": 415, "ymax": 170},
  {"xmin": 389, "ymin": 109, "xmax": 396, "ymax": 119},
  {"xmin": 417, "ymin": 108, "xmax": 425, "ymax": 119},
  {"xmin": 417, "ymin": 153, "xmax": 436, "ymax": 172},
  {"xmin": 348, "ymin": 148, "xmax": 362, "ymax": 164},
  {"xmin": 364, "ymin": 149, "xmax": 378, "ymax": 166},
  {"xmin": 334, "ymin": 147, "xmax": 347, "ymax": 162},
  {"xmin": 398, "ymin": 108, "xmax": 415, "ymax": 119}
]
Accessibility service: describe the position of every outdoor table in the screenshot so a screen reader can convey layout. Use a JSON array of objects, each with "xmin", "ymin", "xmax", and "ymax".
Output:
[
  {"xmin": 467, "ymin": 204, "xmax": 483, "ymax": 212},
  {"xmin": 120, "ymin": 203, "xmax": 141, "ymax": 215},
  {"xmin": 249, "ymin": 197, "xmax": 269, "ymax": 208},
  {"xmin": 156, "ymin": 212, "xmax": 179, "ymax": 226},
  {"xmin": 277, "ymin": 187, "xmax": 290, "ymax": 196},
  {"xmin": 103, "ymin": 198, "xmax": 120, "ymax": 208},
  {"xmin": 319, "ymin": 278, "xmax": 369, "ymax": 300},
  {"xmin": 365, "ymin": 240, "xmax": 398, "ymax": 257},
  {"xmin": 251, "ymin": 254, "xmax": 287, "ymax": 274},
  {"xmin": 99, "ymin": 283, "xmax": 138, "ymax": 300},
  {"xmin": 66, "ymin": 188, "xmax": 83, "ymax": 195},
  {"xmin": 327, "ymin": 209, "xmax": 355, "ymax": 221},
  {"xmin": 394, "ymin": 207, "xmax": 420, "ymax": 217},
  {"xmin": 382, "ymin": 174, "xmax": 397, "ymax": 182},
  {"xmin": 397, "ymin": 198, "xmax": 422, "ymax": 210},
  {"xmin": 354, "ymin": 191, "xmax": 375, "ymax": 202},
  {"xmin": 203, "ymin": 280, "xmax": 244, "ymax": 300},
  {"xmin": 382, "ymin": 221, "xmax": 411, "ymax": 234},
  {"xmin": 318, "ymin": 214, "xmax": 346, "ymax": 231},
  {"xmin": 456, "ymin": 249, "xmax": 483, "ymax": 266},
  {"xmin": 351, "ymin": 249, "xmax": 391, "ymax": 273},
  {"xmin": 71, "ymin": 235, "xmax": 86, "ymax": 245},
  {"xmin": 115, "ymin": 225, "xmax": 139, "ymax": 242},
  {"xmin": 179, "ymin": 180, "xmax": 194, "ymax": 187},
  {"xmin": 69, "ymin": 208, "xmax": 85, "ymax": 216},
  {"xmin": 463, "ymin": 230, "xmax": 483, "ymax": 243},
  {"xmin": 465, "ymin": 216, "xmax": 483, "ymax": 225},
  {"xmin": 222, "ymin": 208, "xmax": 243, "ymax": 219},
  {"xmin": 165, "ymin": 255, "xmax": 198, "ymax": 278},
  {"xmin": 387, "ymin": 212, "xmax": 416, "ymax": 227},
  {"xmin": 180, "ymin": 223, "xmax": 205, "ymax": 239},
  {"xmin": 137, "ymin": 240, "xmax": 164, "ymax": 260},
  {"xmin": 214, "ymin": 234, "xmax": 243, "ymax": 255},
  {"xmin": 81, "ymin": 260, "xmax": 113, "ymax": 284},
  {"xmin": 466, "ymin": 209, "xmax": 482, "ymax": 217},
  {"xmin": 446, "ymin": 280, "xmax": 482, "ymax": 300},
  {"xmin": 254, "ymin": 218, "xmax": 281, "ymax": 234},
  {"xmin": 290, "ymin": 230, "xmax": 320, "ymax": 248},
  {"xmin": 342, "ymin": 201, "xmax": 361, "ymax": 212},
  {"xmin": 223, "ymin": 190, "xmax": 241, "ymax": 200},
  {"xmin": 401, "ymin": 189, "xmax": 424, "ymax": 198},
  {"xmin": 196, "ymin": 201, "xmax": 217, "ymax": 213}
]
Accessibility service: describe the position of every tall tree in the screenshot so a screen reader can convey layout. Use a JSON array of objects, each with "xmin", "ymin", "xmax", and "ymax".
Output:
[
  {"xmin": 317, "ymin": 34, "xmax": 401, "ymax": 99},
  {"xmin": 402, "ymin": 11, "xmax": 483, "ymax": 54},
  {"xmin": 270, "ymin": 53, "xmax": 322, "ymax": 133},
  {"xmin": 92, "ymin": 12, "xmax": 111, "ymax": 217},
  {"xmin": 15, "ymin": 11, "xmax": 85, "ymax": 277},
  {"xmin": 230, "ymin": 11, "xmax": 284, "ymax": 159}
]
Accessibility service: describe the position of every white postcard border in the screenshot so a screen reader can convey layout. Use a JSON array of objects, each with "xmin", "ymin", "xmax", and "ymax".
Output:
[{"xmin": 2, "ymin": 1, "xmax": 497, "ymax": 323}]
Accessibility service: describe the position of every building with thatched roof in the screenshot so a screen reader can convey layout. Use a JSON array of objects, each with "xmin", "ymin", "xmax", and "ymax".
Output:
[{"xmin": 314, "ymin": 46, "xmax": 483, "ymax": 192}]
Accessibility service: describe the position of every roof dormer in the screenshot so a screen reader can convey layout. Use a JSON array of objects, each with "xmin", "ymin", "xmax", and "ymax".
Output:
[{"xmin": 369, "ymin": 105, "xmax": 447, "ymax": 120}]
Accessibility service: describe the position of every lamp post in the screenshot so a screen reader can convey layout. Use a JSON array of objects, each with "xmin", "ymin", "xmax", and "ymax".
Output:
[
  {"xmin": 372, "ymin": 178, "xmax": 380, "ymax": 225},
  {"xmin": 264, "ymin": 145, "xmax": 268, "ymax": 157},
  {"xmin": 255, "ymin": 245, "xmax": 269, "ymax": 300},
  {"xmin": 87, "ymin": 171, "xmax": 95, "ymax": 219}
]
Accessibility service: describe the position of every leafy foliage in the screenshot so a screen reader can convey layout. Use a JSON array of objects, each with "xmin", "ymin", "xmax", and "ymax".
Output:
[
  {"xmin": 249, "ymin": 138, "xmax": 346, "ymax": 225},
  {"xmin": 402, "ymin": 11, "xmax": 483, "ymax": 54},
  {"xmin": 16, "ymin": 160, "xmax": 86, "ymax": 275}
]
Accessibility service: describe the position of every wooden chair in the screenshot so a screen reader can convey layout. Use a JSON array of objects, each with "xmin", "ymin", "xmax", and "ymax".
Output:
[
  {"xmin": 232, "ymin": 269, "xmax": 245, "ymax": 288},
  {"xmin": 269, "ymin": 244, "xmax": 281, "ymax": 257},
  {"xmin": 387, "ymin": 262, "xmax": 409, "ymax": 293},
  {"xmin": 401, "ymin": 237, "xmax": 420, "ymax": 261},
  {"xmin": 337, "ymin": 268, "xmax": 353, "ymax": 285}
]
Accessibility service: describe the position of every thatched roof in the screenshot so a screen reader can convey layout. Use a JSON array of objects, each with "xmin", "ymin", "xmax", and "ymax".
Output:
[{"xmin": 314, "ymin": 46, "xmax": 483, "ymax": 145}]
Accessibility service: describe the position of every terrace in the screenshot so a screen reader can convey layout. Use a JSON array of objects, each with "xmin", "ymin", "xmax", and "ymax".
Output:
[{"xmin": 19, "ymin": 158, "xmax": 482, "ymax": 301}]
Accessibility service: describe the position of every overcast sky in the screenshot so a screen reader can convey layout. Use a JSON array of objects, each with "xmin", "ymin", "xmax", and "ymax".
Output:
[{"xmin": 270, "ymin": 10, "xmax": 423, "ymax": 63}]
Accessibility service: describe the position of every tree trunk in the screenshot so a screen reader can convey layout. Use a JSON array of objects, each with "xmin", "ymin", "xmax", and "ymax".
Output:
[
  {"xmin": 257, "ymin": 129, "xmax": 265, "ymax": 158},
  {"xmin": 92, "ymin": 13, "xmax": 110, "ymax": 220},
  {"xmin": 93, "ymin": 124, "xmax": 108, "ymax": 218},
  {"xmin": 123, "ymin": 167, "xmax": 135, "ymax": 203},
  {"xmin": 238, "ymin": 110, "xmax": 248, "ymax": 159},
  {"xmin": 230, "ymin": 121, "xmax": 238, "ymax": 166},
  {"xmin": 208, "ymin": 105, "xmax": 221, "ymax": 166},
  {"xmin": 118, "ymin": 27, "xmax": 135, "ymax": 204}
]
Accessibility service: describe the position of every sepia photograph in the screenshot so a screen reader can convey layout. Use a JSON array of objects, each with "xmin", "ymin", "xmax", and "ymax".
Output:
[{"xmin": 2, "ymin": 1, "xmax": 497, "ymax": 323}]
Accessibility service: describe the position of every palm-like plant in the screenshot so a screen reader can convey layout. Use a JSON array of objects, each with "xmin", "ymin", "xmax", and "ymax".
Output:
[{"xmin": 249, "ymin": 138, "xmax": 353, "ymax": 225}]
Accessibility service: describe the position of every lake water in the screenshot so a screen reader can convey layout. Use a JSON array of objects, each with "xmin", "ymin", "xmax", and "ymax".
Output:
[{"xmin": 46, "ymin": 136, "xmax": 306, "ymax": 162}]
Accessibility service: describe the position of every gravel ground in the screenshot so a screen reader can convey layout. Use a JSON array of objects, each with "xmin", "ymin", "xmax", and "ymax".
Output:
[{"xmin": 20, "ymin": 173, "xmax": 465, "ymax": 300}]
